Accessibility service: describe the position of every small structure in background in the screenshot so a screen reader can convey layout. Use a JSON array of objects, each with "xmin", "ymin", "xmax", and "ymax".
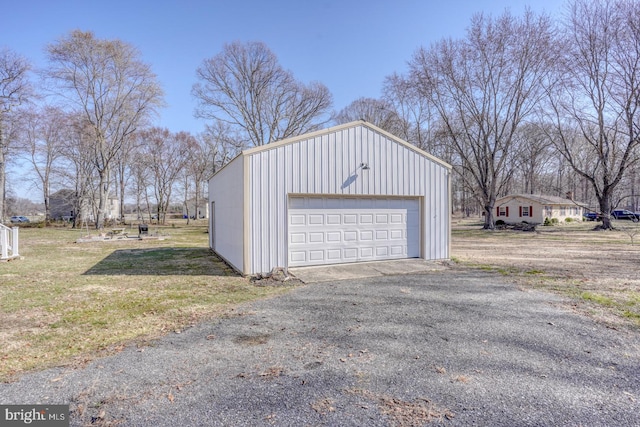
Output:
[
  {"xmin": 50, "ymin": 189, "xmax": 120, "ymax": 223},
  {"xmin": 495, "ymin": 194, "xmax": 583, "ymax": 225},
  {"xmin": 0, "ymin": 223, "xmax": 20, "ymax": 261}
]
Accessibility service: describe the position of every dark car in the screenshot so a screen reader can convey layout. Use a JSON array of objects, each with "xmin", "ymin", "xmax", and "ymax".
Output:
[
  {"xmin": 611, "ymin": 209, "xmax": 640, "ymax": 222},
  {"xmin": 583, "ymin": 212, "xmax": 601, "ymax": 221}
]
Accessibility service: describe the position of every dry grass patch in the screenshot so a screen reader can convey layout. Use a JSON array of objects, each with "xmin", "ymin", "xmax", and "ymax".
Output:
[
  {"xmin": 0, "ymin": 224, "xmax": 294, "ymax": 381},
  {"xmin": 452, "ymin": 218, "xmax": 640, "ymax": 328}
]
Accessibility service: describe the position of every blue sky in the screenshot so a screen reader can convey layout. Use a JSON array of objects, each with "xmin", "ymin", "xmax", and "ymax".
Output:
[
  {"xmin": 3, "ymin": 0, "xmax": 564, "ymax": 200},
  {"xmin": 4, "ymin": 0, "xmax": 565, "ymax": 135}
]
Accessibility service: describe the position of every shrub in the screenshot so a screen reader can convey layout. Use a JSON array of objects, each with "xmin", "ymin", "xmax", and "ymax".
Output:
[
  {"xmin": 495, "ymin": 219, "xmax": 505, "ymax": 226},
  {"xmin": 565, "ymin": 217, "xmax": 573, "ymax": 223},
  {"xmin": 543, "ymin": 217, "xmax": 552, "ymax": 226},
  {"xmin": 551, "ymin": 218, "xmax": 559, "ymax": 224}
]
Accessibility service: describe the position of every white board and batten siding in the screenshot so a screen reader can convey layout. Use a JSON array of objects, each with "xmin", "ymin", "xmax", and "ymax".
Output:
[
  {"xmin": 208, "ymin": 121, "xmax": 451, "ymax": 275},
  {"xmin": 208, "ymin": 156, "xmax": 244, "ymax": 271}
]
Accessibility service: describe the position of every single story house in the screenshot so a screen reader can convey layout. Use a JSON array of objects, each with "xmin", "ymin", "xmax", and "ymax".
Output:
[
  {"xmin": 50, "ymin": 189, "xmax": 120, "ymax": 222},
  {"xmin": 208, "ymin": 120, "xmax": 452, "ymax": 275},
  {"xmin": 182, "ymin": 197, "xmax": 209, "ymax": 219},
  {"xmin": 495, "ymin": 194, "xmax": 583, "ymax": 224}
]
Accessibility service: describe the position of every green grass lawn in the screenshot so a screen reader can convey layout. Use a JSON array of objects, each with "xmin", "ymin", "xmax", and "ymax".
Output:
[{"xmin": 0, "ymin": 224, "xmax": 293, "ymax": 381}]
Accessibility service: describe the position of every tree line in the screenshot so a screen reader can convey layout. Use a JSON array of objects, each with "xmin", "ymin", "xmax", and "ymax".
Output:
[{"xmin": 1, "ymin": 0, "xmax": 638, "ymax": 230}]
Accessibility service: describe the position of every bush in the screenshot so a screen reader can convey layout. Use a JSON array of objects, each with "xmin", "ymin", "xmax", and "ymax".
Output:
[
  {"xmin": 495, "ymin": 219, "xmax": 505, "ymax": 226},
  {"xmin": 565, "ymin": 217, "xmax": 573, "ymax": 223},
  {"xmin": 551, "ymin": 218, "xmax": 559, "ymax": 224},
  {"xmin": 543, "ymin": 217, "xmax": 552, "ymax": 226}
]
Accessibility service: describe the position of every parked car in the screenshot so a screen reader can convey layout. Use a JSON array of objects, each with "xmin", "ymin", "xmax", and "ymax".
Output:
[
  {"xmin": 10, "ymin": 215, "xmax": 30, "ymax": 223},
  {"xmin": 611, "ymin": 209, "xmax": 640, "ymax": 222},
  {"xmin": 583, "ymin": 212, "xmax": 601, "ymax": 221}
]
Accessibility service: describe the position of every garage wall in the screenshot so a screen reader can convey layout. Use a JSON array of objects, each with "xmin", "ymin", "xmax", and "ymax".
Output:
[
  {"xmin": 208, "ymin": 156, "xmax": 244, "ymax": 272},
  {"xmin": 246, "ymin": 123, "xmax": 450, "ymax": 274}
]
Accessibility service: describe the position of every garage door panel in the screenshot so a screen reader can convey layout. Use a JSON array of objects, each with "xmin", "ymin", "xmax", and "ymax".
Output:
[
  {"xmin": 288, "ymin": 196, "xmax": 420, "ymax": 267},
  {"xmin": 376, "ymin": 214, "xmax": 388, "ymax": 224},
  {"xmin": 359, "ymin": 214, "xmax": 373, "ymax": 224},
  {"xmin": 326, "ymin": 231, "xmax": 341, "ymax": 242},
  {"xmin": 290, "ymin": 251, "xmax": 306, "ymax": 262},
  {"xmin": 308, "ymin": 214, "xmax": 324, "ymax": 225},
  {"xmin": 344, "ymin": 231, "xmax": 357, "ymax": 241},
  {"xmin": 390, "ymin": 229, "xmax": 403, "ymax": 240},
  {"xmin": 344, "ymin": 214, "xmax": 357, "ymax": 224},
  {"xmin": 376, "ymin": 230, "xmax": 389, "ymax": 240},
  {"xmin": 327, "ymin": 214, "xmax": 341, "ymax": 224},
  {"xmin": 344, "ymin": 248, "xmax": 358, "ymax": 259},
  {"xmin": 360, "ymin": 247, "xmax": 374, "ymax": 258},
  {"xmin": 327, "ymin": 249, "xmax": 341, "ymax": 260},
  {"xmin": 290, "ymin": 233, "xmax": 306, "ymax": 244},
  {"xmin": 360, "ymin": 230, "xmax": 374, "ymax": 241},
  {"xmin": 290, "ymin": 214, "xmax": 306, "ymax": 225},
  {"xmin": 391, "ymin": 245, "xmax": 404, "ymax": 255},
  {"xmin": 376, "ymin": 247, "xmax": 389, "ymax": 256}
]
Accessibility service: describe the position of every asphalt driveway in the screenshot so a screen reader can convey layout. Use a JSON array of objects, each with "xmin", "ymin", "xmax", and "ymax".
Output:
[{"xmin": 2, "ymin": 267, "xmax": 639, "ymax": 426}]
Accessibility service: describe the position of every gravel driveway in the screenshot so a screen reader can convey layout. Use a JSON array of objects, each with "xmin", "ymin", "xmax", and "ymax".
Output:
[{"xmin": 2, "ymin": 267, "xmax": 639, "ymax": 426}]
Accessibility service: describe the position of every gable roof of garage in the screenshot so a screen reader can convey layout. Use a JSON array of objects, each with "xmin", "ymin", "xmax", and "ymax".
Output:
[
  {"xmin": 243, "ymin": 120, "xmax": 451, "ymax": 169},
  {"xmin": 211, "ymin": 120, "xmax": 451, "ymax": 179}
]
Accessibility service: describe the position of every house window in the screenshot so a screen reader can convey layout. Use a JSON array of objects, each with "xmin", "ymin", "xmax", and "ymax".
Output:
[
  {"xmin": 498, "ymin": 207, "xmax": 507, "ymax": 217},
  {"xmin": 544, "ymin": 206, "xmax": 552, "ymax": 217},
  {"xmin": 522, "ymin": 206, "xmax": 530, "ymax": 217},
  {"xmin": 560, "ymin": 206, "xmax": 566, "ymax": 215}
]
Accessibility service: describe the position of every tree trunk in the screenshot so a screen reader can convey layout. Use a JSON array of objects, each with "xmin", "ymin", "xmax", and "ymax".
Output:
[
  {"xmin": 96, "ymin": 168, "xmax": 110, "ymax": 229},
  {"xmin": 483, "ymin": 204, "xmax": 496, "ymax": 230},
  {"xmin": 598, "ymin": 194, "xmax": 613, "ymax": 230}
]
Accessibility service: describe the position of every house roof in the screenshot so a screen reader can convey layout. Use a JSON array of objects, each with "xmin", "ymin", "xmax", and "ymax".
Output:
[{"xmin": 497, "ymin": 194, "xmax": 583, "ymax": 206}]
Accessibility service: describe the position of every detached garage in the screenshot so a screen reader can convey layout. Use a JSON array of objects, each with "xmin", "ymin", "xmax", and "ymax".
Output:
[{"xmin": 208, "ymin": 120, "xmax": 451, "ymax": 275}]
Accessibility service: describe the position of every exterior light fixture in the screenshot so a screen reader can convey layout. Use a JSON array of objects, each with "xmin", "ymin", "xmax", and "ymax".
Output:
[{"xmin": 360, "ymin": 162, "xmax": 370, "ymax": 170}]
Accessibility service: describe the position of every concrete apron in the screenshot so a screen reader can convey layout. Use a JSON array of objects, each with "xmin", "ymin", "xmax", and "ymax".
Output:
[{"xmin": 288, "ymin": 258, "xmax": 449, "ymax": 284}]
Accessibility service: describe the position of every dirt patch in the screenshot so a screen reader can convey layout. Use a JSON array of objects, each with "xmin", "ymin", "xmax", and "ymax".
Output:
[{"xmin": 349, "ymin": 388, "xmax": 454, "ymax": 426}]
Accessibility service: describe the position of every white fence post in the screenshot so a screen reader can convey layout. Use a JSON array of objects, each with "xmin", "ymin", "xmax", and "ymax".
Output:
[
  {"xmin": 11, "ymin": 226, "xmax": 19, "ymax": 257},
  {"xmin": 0, "ymin": 226, "xmax": 7, "ymax": 259},
  {"xmin": 0, "ymin": 223, "xmax": 19, "ymax": 260}
]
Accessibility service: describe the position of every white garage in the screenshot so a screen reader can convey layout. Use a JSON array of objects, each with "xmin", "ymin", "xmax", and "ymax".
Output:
[{"xmin": 209, "ymin": 120, "xmax": 451, "ymax": 275}]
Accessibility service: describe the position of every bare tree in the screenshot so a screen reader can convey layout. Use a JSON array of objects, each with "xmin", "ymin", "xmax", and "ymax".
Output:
[
  {"xmin": 334, "ymin": 97, "xmax": 404, "ymax": 136},
  {"xmin": 61, "ymin": 115, "xmax": 98, "ymax": 228},
  {"xmin": 113, "ymin": 132, "xmax": 137, "ymax": 223},
  {"xmin": 545, "ymin": 0, "xmax": 640, "ymax": 229},
  {"xmin": 512, "ymin": 123, "xmax": 555, "ymax": 195},
  {"xmin": 44, "ymin": 30, "xmax": 163, "ymax": 229},
  {"xmin": 137, "ymin": 128, "xmax": 192, "ymax": 224},
  {"xmin": 383, "ymin": 73, "xmax": 436, "ymax": 153},
  {"xmin": 201, "ymin": 119, "xmax": 245, "ymax": 174},
  {"xmin": 0, "ymin": 47, "xmax": 31, "ymax": 223},
  {"xmin": 410, "ymin": 10, "xmax": 554, "ymax": 229},
  {"xmin": 18, "ymin": 105, "xmax": 68, "ymax": 221},
  {"xmin": 182, "ymin": 133, "xmax": 216, "ymax": 224},
  {"xmin": 193, "ymin": 41, "xmax": 333, "ymax": 147}
]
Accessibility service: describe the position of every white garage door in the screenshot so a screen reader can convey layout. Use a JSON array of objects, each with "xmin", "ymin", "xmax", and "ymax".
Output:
[{"xmin": 288, "ymin": 196, "xmax": 420, "ymax": 267}]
